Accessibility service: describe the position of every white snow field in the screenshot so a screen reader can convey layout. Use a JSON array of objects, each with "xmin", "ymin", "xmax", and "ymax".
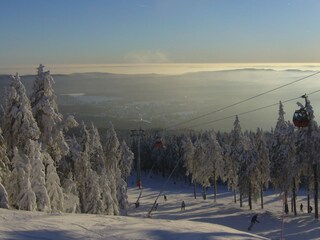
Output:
[{"xmin": 0, "ymin": 174, "xmax": 319, "ymax": 240}]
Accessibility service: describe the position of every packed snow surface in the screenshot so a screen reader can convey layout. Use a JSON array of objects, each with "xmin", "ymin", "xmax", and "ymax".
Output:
[{"xmin": 1, "ymin": 174, "xmax": 319, "ymax": 240}]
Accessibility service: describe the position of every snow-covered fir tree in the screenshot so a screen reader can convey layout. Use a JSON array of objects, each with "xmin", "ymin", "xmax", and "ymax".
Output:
[
  {"xmin": 192, "ymin": 135, "xmax": 210, "ymax": 199},
  {"xmin": 2, "ymin": 73, "xmax": 40, "ymax": 159},
  {"xmin": 44, "ymin": 152, "xmax": 64, "ymax": 212},
  {"xmin": 26, "ymin": 140, "xmax": 51, "ymax": 212},
  {"xmin": 182, "ymin": 136, "xmax": 197, "ymax": 198},
  {"xmin": 227, "ymin": 116, "xmax": 241, "ymax": 204},
  {"xmin": 104, "ymin": 122, "xmax": 122, "ymax": 215},
  {"xmin": 296, "ymin": 97, "xmax": 320, "ymax": 218},
  {"xmin": 6, "ymin": 147, "xmax": 24, "ymax": 208},
  {"xmin": 201, "ymin": 131, "xmax": 224, "ymax": 202},
  {"xmin": 270, "ymin": 102, "xmax": 296, "ymax": 204},
  {"xmin": 119, "ymin": 140, "xmax": 134, "ymax": 180},
  {"xmin": 15, "ymin": 149, "xmax": 37, "ymax": 211},
  {"xmin": 62, "ymin": 172, "xmax": 80, "ymax": 213},
  {"xmin": 88, "ymin": 123, "xmax": 106, "ymax": 175},
  {"xmin": 73, "ymin": 122, "xmax": 92, "ymax": 213},
  {"xmin": 0, "ymin": 182, "xmax": 9, "ymax": 209},
  {"xmin": 0, "ymin": 128, "xmax": 10, "ymax": 189},
  {"xmin": 239, "ymin": 131, "xmax": 260, "ymax": 210},
  {"xmin": 30, "ymin": 64, "xmax": 69, "ymax": 163},
  {"xmin": 84, "ymin": 170, "xmax": 104, "ymax": 214},
  {"xmin": 254, "ymin": 128, "xmax": 270, "ymax": 209}
]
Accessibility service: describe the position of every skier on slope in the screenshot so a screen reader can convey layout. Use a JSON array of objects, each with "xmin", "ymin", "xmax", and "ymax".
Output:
[{"xmin": 248, "ymin": 214, "xmax": 259, "ymax": 231}]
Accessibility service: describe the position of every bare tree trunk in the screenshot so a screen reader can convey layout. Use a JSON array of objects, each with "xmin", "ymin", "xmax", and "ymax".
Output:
[
  {"xmin": 248, "ymin": 182, "xmax": 252, "ymax": 210},
  {"xmin": 313, "ymin": 163, "xmax": 318, "ymax": 219},
  {"xmin": 193, "ymin": 182, "xmax": 197, "ymax": 199},
  {"xmin": 213, "ymin": 170, "xmax": 217, "ymax": 203},
  {"xmin": 284, "ymin": 191, "xmax": 289, "ymax": 214},
  {"xmin": 202, "ymin": 186, "xmax": 206, "ymax": 200},
  {"xmin": 240, "ymin": 192, "xmax": 243, "ymax": 208},
  {"xmin": 293, "ymin": 178, "xmax": 297, "ymax": 216},
  {"xmin": 260, "ymin": 184, "xmax": 264, "ymax": 209},
  {"xmin": 233, "ymin": 189, "xmax": 237, "ymax": 203},
  {"xmin": 307, "ymin": 184, "xmax": 311, "ymax": 213}
]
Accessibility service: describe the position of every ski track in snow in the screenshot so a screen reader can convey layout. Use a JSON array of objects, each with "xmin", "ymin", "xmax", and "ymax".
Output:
[{"xmin": 0, "ymin": 174, "xmax": 319, "ymax": 239}]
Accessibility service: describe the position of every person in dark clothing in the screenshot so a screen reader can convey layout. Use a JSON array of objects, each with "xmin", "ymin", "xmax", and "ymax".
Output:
[
  {"xmin": 181, "ymin": 201, "xmax": 186, "ymax": 211},
  {"xmin": 154, "ymin": 203, "xmax": 159, "ymax": 211},
  {"xmin": 309, "ymin": 206, "xmax": 313, "ymax": 213},
  {"xmin": 285, "ymin": 203, "xmax": 289, "ymax": 214},
  {"xmin": 300, "ymin": 203, "xmax": 303, "ymax": 212},
  {"xmin": 135, "ymin": 201, "xmax": 140, "ymax": 208},
  {"xmin": 248, "ymin": 214, "xmax": 259, "ymax": 231},
  {"xmin": 164, "ymin": 195, "xmax": 167, "ymax": 201}
]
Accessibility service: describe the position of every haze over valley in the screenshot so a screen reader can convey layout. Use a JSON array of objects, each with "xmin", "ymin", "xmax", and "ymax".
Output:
[{"xmin": 1, "ymin": 67, "xmax": 319, "ymax": 132}]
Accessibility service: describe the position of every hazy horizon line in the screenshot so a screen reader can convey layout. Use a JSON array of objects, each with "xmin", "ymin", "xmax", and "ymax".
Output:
[{"xmin": 1, "ymin": 62, "xmax": 320, "ymax": 75}]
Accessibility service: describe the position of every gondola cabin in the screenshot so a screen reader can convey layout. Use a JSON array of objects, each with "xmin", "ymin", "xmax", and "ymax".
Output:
[
  {"xmin": 153, "ymin": 138, "xmax": 163, "ymax": 149},
  {"xmin": 293, "ymin": 109, "xmax": 310, "ymax": 128}
]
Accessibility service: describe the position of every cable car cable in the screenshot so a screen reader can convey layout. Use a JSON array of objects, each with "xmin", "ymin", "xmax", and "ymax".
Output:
[
  {"xmin": 165, "ymin": 71, "xmax": 320, "ymax": 130},
  {"xmin": 185, "ymin": 89, "xmax": 320, "ymax": 129}
]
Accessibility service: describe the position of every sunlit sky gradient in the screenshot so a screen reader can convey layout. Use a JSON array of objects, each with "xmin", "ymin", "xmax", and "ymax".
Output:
[{"xmin": 1, "ymin": 0, "xmax": 320, "ymax": 73}]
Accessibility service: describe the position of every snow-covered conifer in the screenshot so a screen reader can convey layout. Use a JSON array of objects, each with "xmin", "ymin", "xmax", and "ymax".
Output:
[
  {"xmin": 0, "ymin": 183, "xmax": 9, "ymax": 209},
  {"xmin": 30, "ymin": 64, "xmax": 68, "ymax": 162},
  {"xmin": 88, "ymin": 123, "xmax": 106, "ymax": 175},
  {"xmin": 254, "ymin": 128, "xmax": 270, "ymax": 208},
  {"xmin": 16, "ymin": 151, "xmax": 37, "ymax": 211},
  {"xmin": 100, "ymin": 173, "xmax": 115, "ymax": 215},
  {"xmin": 201, "ymin": 131, "xmax": 224, "ymax": 202},
  {"xmin": 182, "ymin": 136, "xmax": 197, "ymax": 198},
  {"xmin": 2, "ymin": 73, "xmax": 40, "ymax": 159},
  {"xmin": 238, "ymin": 131, "xmax": 260, "ymax": 210},
  {"xmin": 26, "ymin": 140, "xmax": 51, "ymax": 212},
  {"xmin": 104, "ymin": 122, "xmax": 121, "ymax": 215},
  {"xmin": 62, "ymin": 172, "xmax": 80, "ymax": 213},
  {"xmin": 44, "ymin": 152, "xmax": 64, "ymax": 212},
  {"xmin": 85, "ymin": 170, "xmax": 104, "ymax": 214},
  {"xmin": 6, "ymin": 147, "xmax": 24, "ymax": 207},
  {"xmin": 0, "ymin": 128, "xmax": 10, "ymax": 188},
  {"xmin": 119, "ymin": 140, "xmax": 134, "ymax": 180},
  {"xmin": 74, "ymin": 122, "xmax": 92, "ymax": 212},
  {"xmin": 226, "ymin": 116, "xmax": 242, "ymax": 203},
  {"xmin": 270, "ymin": 102, "xmax": 295, "ymax": 202}
]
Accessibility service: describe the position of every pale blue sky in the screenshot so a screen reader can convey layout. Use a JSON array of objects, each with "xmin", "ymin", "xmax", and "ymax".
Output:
[{"xmin": 1, "ymin": 0, "xmax": 320, "ymax": 66}]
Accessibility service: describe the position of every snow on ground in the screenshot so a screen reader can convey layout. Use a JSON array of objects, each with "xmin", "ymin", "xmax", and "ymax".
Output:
[{"xmin": 0, "ymin": 173, "xmax": 319, "ymax": 240}]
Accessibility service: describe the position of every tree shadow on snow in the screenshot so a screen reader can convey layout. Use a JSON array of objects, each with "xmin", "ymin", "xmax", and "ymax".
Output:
[
  {"xmin": 2, "ymin": 230, "xmax": 77, "ymax": 240},
  {"xmin": 146, "ymin": 229, "xmax": 264, "ymax": 240}
]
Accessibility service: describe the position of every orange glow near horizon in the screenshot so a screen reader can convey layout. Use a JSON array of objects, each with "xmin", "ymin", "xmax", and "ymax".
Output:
[{"xmin": 1, "ymin": 63, "xmax": 320, "ymax": 75}]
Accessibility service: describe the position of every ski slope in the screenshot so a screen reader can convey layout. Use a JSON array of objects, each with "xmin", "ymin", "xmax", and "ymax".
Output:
[{"xmin": 0, "ymin": 174, "xmax": 319, "ymax": 240}]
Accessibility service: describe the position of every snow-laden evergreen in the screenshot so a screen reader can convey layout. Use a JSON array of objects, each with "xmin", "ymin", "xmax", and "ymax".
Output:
[
  {"xmin": 0, "ymin": 128, "xmax": 10, "ymax": 189},
  {"xmin": 226, "ymin": 116, "xmax": 241, "ymax": 203},
  {"xmin": 84, "ymin": 170, "xmax": 104, "ymax": 214},
  {"xmin": 254, "ymin": 128, "xmax": 270, "ymax": 209},
  {"xmin": 104, "ymin": 122, "xmax": 122, "ymax": 215},
  {"xmin": 26, "ymin": 140, "xmax": 51, "ymax": 212},
  {"xmin": 0, "ymin": 183, "xmax": 9, "ymax": 209},
  {"xmin": 74, "ymin": 122, "xmax": 92, "ymax": 213},
  {"xmin": 15, "ymin": 149, "xmax": 37, "ymax": 211},
  {"xmin": 88, "ymin": 123, "xmax": 106, "ymax": 175},
  {"xmin": 201, "ymin": 131, "xmax": 224, "ymax": 202},
  {"xmin": 6, "ymin": 147, "xmax": 24, "ymax": 208},
  {"xmin": 270, "ymin": 102, "xmax": 296, "ymax": 202},
  {"xmin": 30, "ymin": 64, "xmax": 69, "ymax": 163},
  {"xmin": 239, "ymin": 131, "xmax": 260, "ymax": 210},
  {"xmin": 44, "ymin": 152, "xmax": 64, "ymax": 212},
  {"xmin": 182, "ymin": 136, "xmax": 197, "ymax": 198},
  {"xmin": 62, "ymin": 172, "xmax": 80, "ymax": 213},
  {"xmin": 119, "ymin": 140, "xmax": 134, "ymax": 180},
  {"xmin": 2, "ymin": 73, "xmax": 40, "ymax": 159}
]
